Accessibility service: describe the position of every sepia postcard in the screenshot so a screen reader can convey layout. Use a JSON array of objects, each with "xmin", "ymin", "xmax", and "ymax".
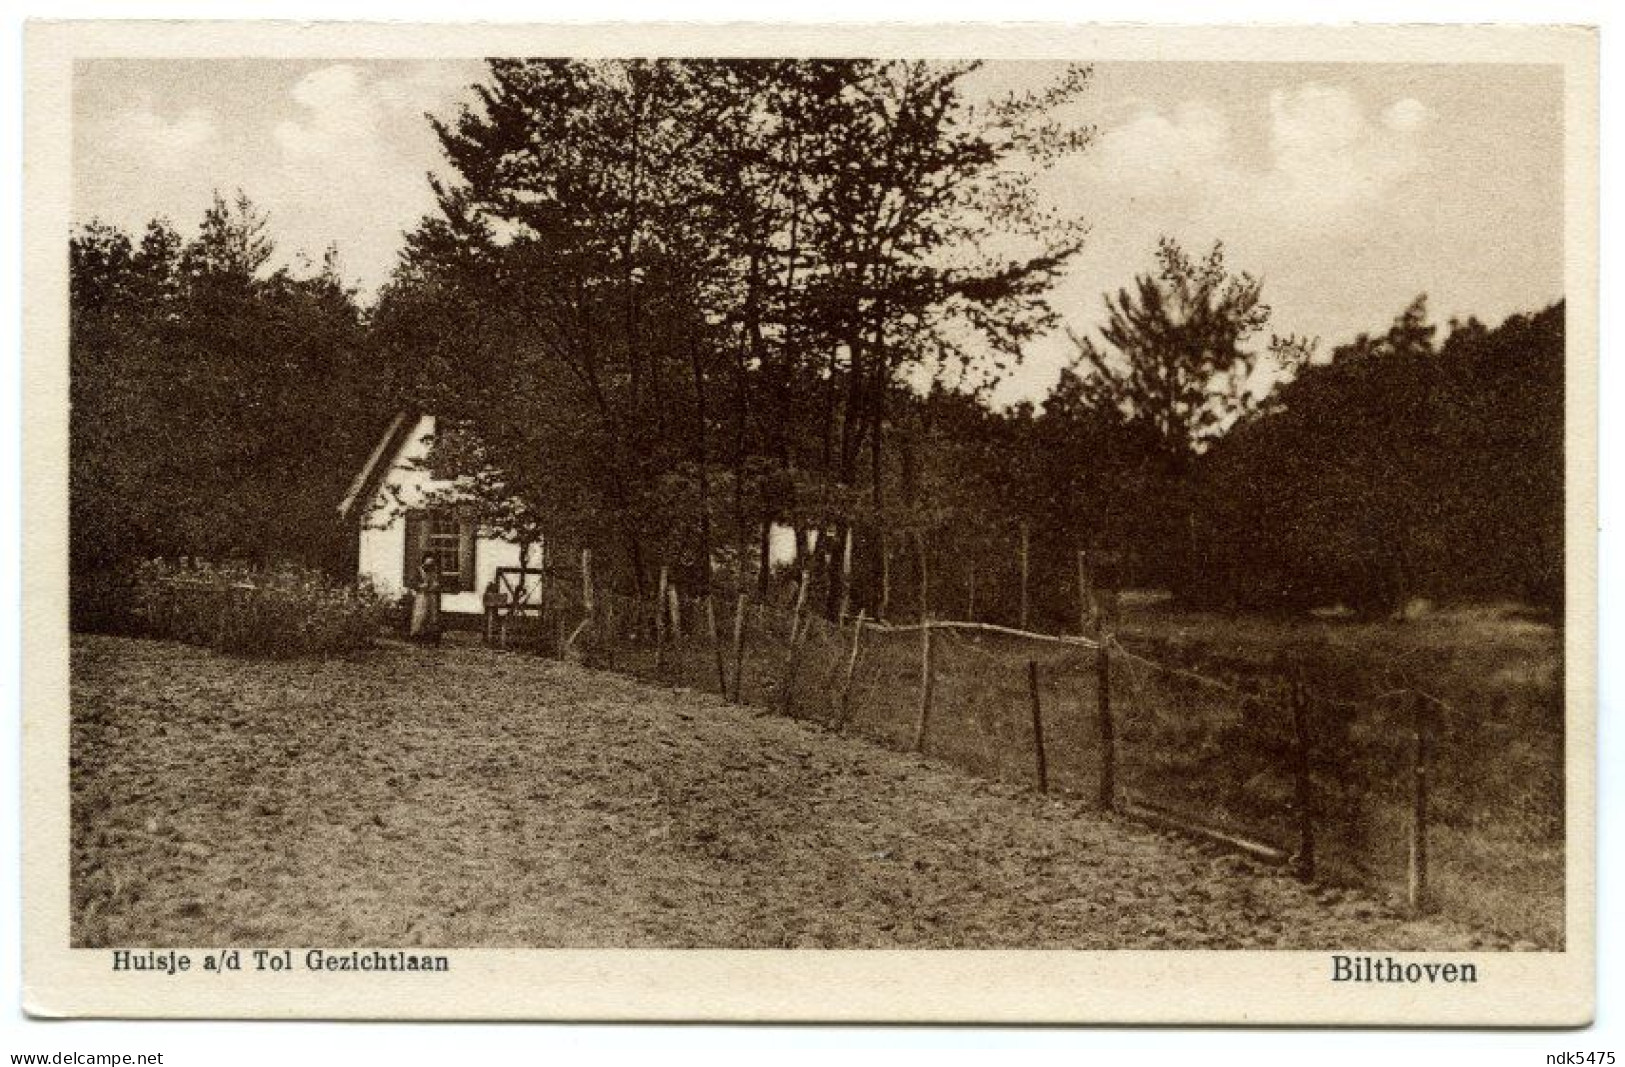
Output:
[{"xmin": 21, "ymin": 20, "xmax": 1598, "ymax": 1024}]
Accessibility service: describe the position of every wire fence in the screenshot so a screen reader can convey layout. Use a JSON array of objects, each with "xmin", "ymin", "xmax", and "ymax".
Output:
[{"xmin": 472, "ymin": 560, "xmax": 1564, "ymax": 949}]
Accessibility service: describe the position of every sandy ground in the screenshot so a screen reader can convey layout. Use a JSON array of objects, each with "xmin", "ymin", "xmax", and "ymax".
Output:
[{"xmin": 70, "ymin": 633, "xmax": 1513, "ymax": 949}]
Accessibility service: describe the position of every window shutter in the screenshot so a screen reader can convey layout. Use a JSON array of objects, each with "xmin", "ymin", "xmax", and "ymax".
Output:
[
  {"xmin": 458, "ymin": 521, "xmax": 477, "ymax": 592},
  {"xmin": 402, "ymin": 510, "xmax": 424, "ymax": 588}
]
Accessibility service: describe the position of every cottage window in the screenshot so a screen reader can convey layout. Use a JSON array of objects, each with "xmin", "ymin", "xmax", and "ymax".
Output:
[
  {"xmin": 427, "ymin": 515, "xmax": 464, "ymax": 586},
  {"xmin": 402, "ymin": 509, "xmax": 477, "ymax": 592}
]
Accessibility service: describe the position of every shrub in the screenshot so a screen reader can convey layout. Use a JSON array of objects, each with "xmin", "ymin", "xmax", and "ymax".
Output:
[
  {"xmin": 71, "ymin": 567, "xmax": 143, "ymax": 635},
  {"xmin": 132, "ymin": 559, "xmax": 391, "ymax": 657}
]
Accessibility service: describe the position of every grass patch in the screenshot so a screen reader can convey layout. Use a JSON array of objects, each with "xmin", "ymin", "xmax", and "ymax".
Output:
[{"xmin": 548, "ymin": 592, "xmax": 1562, "ymax": 947}]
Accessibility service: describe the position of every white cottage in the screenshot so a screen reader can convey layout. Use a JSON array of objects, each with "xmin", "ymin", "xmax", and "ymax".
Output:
[{"xmin": 338, "ymin": 412, "xmax": 538, "ymax": 618}]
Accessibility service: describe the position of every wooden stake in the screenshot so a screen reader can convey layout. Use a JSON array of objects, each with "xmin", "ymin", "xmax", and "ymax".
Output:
[
  {"xmin": 1077, "ymin": 549, "xmax": 1093, "ymax": 635},
  {"xmin": 1409, "ymin": 692, "xmax": 1431, "ymax": 913},
  {"xmin": 913, "ymin": 619, "xmax": 935, "ymax": 753},
  {"xmin": 1291, "ymin": 675, "xmax": 1317, "ymax": 881},
  {"xmin": 604, "ymin": 597, "xmax": 617, "ymax": 669},
  {"xmin": 837, "ymin": 526, "xmax": 853, "ymax": 625},
  {"xmin": 534, "ymin": 551, "xmax": 549, "ymax": 654},
  {"xmin": 668, "ymin": 583, "xmax": 682, "ymax": 638},
  {"xmin": 706, "ymin": 594, "xmax": 727, "ymax": 697},
  {"xmin": 817, "ymin": 614, "xmax": 846, "ymax": 711},
  {"xmin": 879, "ymin": 535, "xmax": 891, "ymax": 623},
  {"xmin": 1095, "ymin": 614, "xmax": 1116, "ymax": 812},
  {"xmin": 836, "ymin": 609, "xmax": 867, "ymax": 730},
  {"xmin": 654, "ymin": 566, "xmax": 669, "ymax": 672},
  {"xmin": 731, "ymin": 593, "xmax": 748, "ymax": 703},
  {"xmin": 577, "ymin": 548, "xmax": 596, "ymax": 660},
  {"xmin": 788, "ymin": 572, "xmax": 807, "ymax": 644},
  {"xmin": 912, "ymin": 529, "xmax": 934, "ymax": 753},
  {"xmin": 1027, "ymin": 659, "xmax": 1048, "ymax": 793},
  {"xmin": 780, "ymin": 571, "xmax": 810, "ymax": 714}
]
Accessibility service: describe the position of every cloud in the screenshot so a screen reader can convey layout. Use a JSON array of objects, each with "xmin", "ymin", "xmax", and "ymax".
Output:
[
  {"xmin": 275, "ymin": 61, "xmax": 469, "ymax": 163},
  {"xmin": 1261, "ymin": 84, "xmax": 1431, "ymax": 226},
  {"xmin": 100, "ymin": 96, "xmax": 218, "ymax": 170},
  {"xmin": 73, "ymin": 59, "xmax": 478, "ymax": 297},
  {"xmin": 274, "ymin": 64, "xmax": 389, "ymax": 161},
  {"xmin": 1383, "ymin": 97, "xmax": 1433, "ymax": 133},
  {"xmin": 1093, "ymin": 99, "xmax": 1234, "ymax": 198},
  {"xmin": 1081, "ymin": 82, "xmax": 1434, "ymax": 238},
  {"xmin": 252, "ymin": 62, "xmax": 483, "ymax": 292}
]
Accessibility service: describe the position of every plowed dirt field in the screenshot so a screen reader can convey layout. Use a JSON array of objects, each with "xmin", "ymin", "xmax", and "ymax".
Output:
[{"xmin": 70, "ymin": 634, "xmax": 1508, "ymax": 949}]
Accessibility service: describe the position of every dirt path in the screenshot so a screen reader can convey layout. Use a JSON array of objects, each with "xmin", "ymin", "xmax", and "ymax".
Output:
[{"xmin": 70, "ymin": 634, "xmax": 1507, "ymax": 949}]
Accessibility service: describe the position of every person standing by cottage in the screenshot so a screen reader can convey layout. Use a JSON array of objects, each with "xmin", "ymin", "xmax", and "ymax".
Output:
[
  {"xmin": 482, "ymin": 575, "xmax": 507, "ymax": 646},
  {"xmin": 410, "ymin": 551, "xmax": 442, "ymax": 643}
]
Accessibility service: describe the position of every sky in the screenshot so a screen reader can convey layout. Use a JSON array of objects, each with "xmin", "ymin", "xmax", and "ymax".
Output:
[{"xmin": 72, "ymin": 57, "xmax": 1564, "ymax": 405}]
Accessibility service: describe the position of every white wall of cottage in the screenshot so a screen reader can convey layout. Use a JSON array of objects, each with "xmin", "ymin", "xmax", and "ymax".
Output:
[{"xmin": 356, "ymin": 414, "xmax": 536, "ymax": 614}]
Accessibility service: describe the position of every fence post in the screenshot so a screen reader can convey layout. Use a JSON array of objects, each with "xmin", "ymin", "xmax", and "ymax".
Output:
[
  {"xmin": 1028, "ymin": 659, "xmax": 1048, "ymax": 793},
  {"xmin": 836, "ymin": 608, "xmax": 866, "ymax": 730},
  {"xmin": 780, "ymin": 572, "xmax": 810, "ymax": 715},
  {"xmin": 668, "ymin": 584, "xmax": 682, "ymax": 638},
  {"xmin": 654, "ymin": 566, "xmax": 669, "ymax": 672},
  {"xmin": 913, "ymin": 619, "xmax": 935, "ymax": 753},
  {"xmin": 1408, "ymin": 691, "xmax": 1431, "ymax": 914},
  {"xmin": 1077, "ymin": 549, "xmax": 1094, "ymax": 634},
  {"xmin": 604, "ymin": 596, "xmax": 617, "ymax": 670},
  {"xmin": 568, "ymin": 548, "xmax": 593, "ymax": 658},
  {"xmin": 731, "ymin": 594, "xmax": 748, "ymax": 703},
  {"xmin": 706, "ymin": 594, "xmax": 727, "ymax": 697},
  {"xmin": 837, "ymin": 526, "xmax": 853, "ymax": 625},
  {"xmin": 533, "ymin": 549, "xmax": 550, "ymax": 654},
  {"xmin": 879, "ymin": 535, "xmax": 892, "ymax": 623},
  {"xmin": 1290, "ymin": 673, "xmax": 1317, "ymax": 881},
  {"xmin": 912, "ymin": 529, "xmax": 934, "ymax": 753},
  {"xmin": 1095, "ymin": 615, "xmax": 1116, "ymax": 812}
]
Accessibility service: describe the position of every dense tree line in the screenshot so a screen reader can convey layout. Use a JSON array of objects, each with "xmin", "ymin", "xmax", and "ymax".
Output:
[
  {"xmin": 69, "ymin": 193, "xmax": 398, "ymax": 626},
  {"xmin": 909, "ymin": 292, "xmax": 1565, "ymax": 625},
  {"xmin": 373, "ymin": 58, "xmax": 1094, "ymax": 614},
  {"xmin": 67, "ymin": 60, "xmax": 1565, "ymax": 631},
  {"xmin": 1191, "ymin": 298, "xmax": 1564, "ymax": 613}
]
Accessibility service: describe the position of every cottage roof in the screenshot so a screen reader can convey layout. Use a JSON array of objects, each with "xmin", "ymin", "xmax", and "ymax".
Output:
[{"xmin": 337, "ymin": 410, "xmax": 420, "ymax": 523}]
